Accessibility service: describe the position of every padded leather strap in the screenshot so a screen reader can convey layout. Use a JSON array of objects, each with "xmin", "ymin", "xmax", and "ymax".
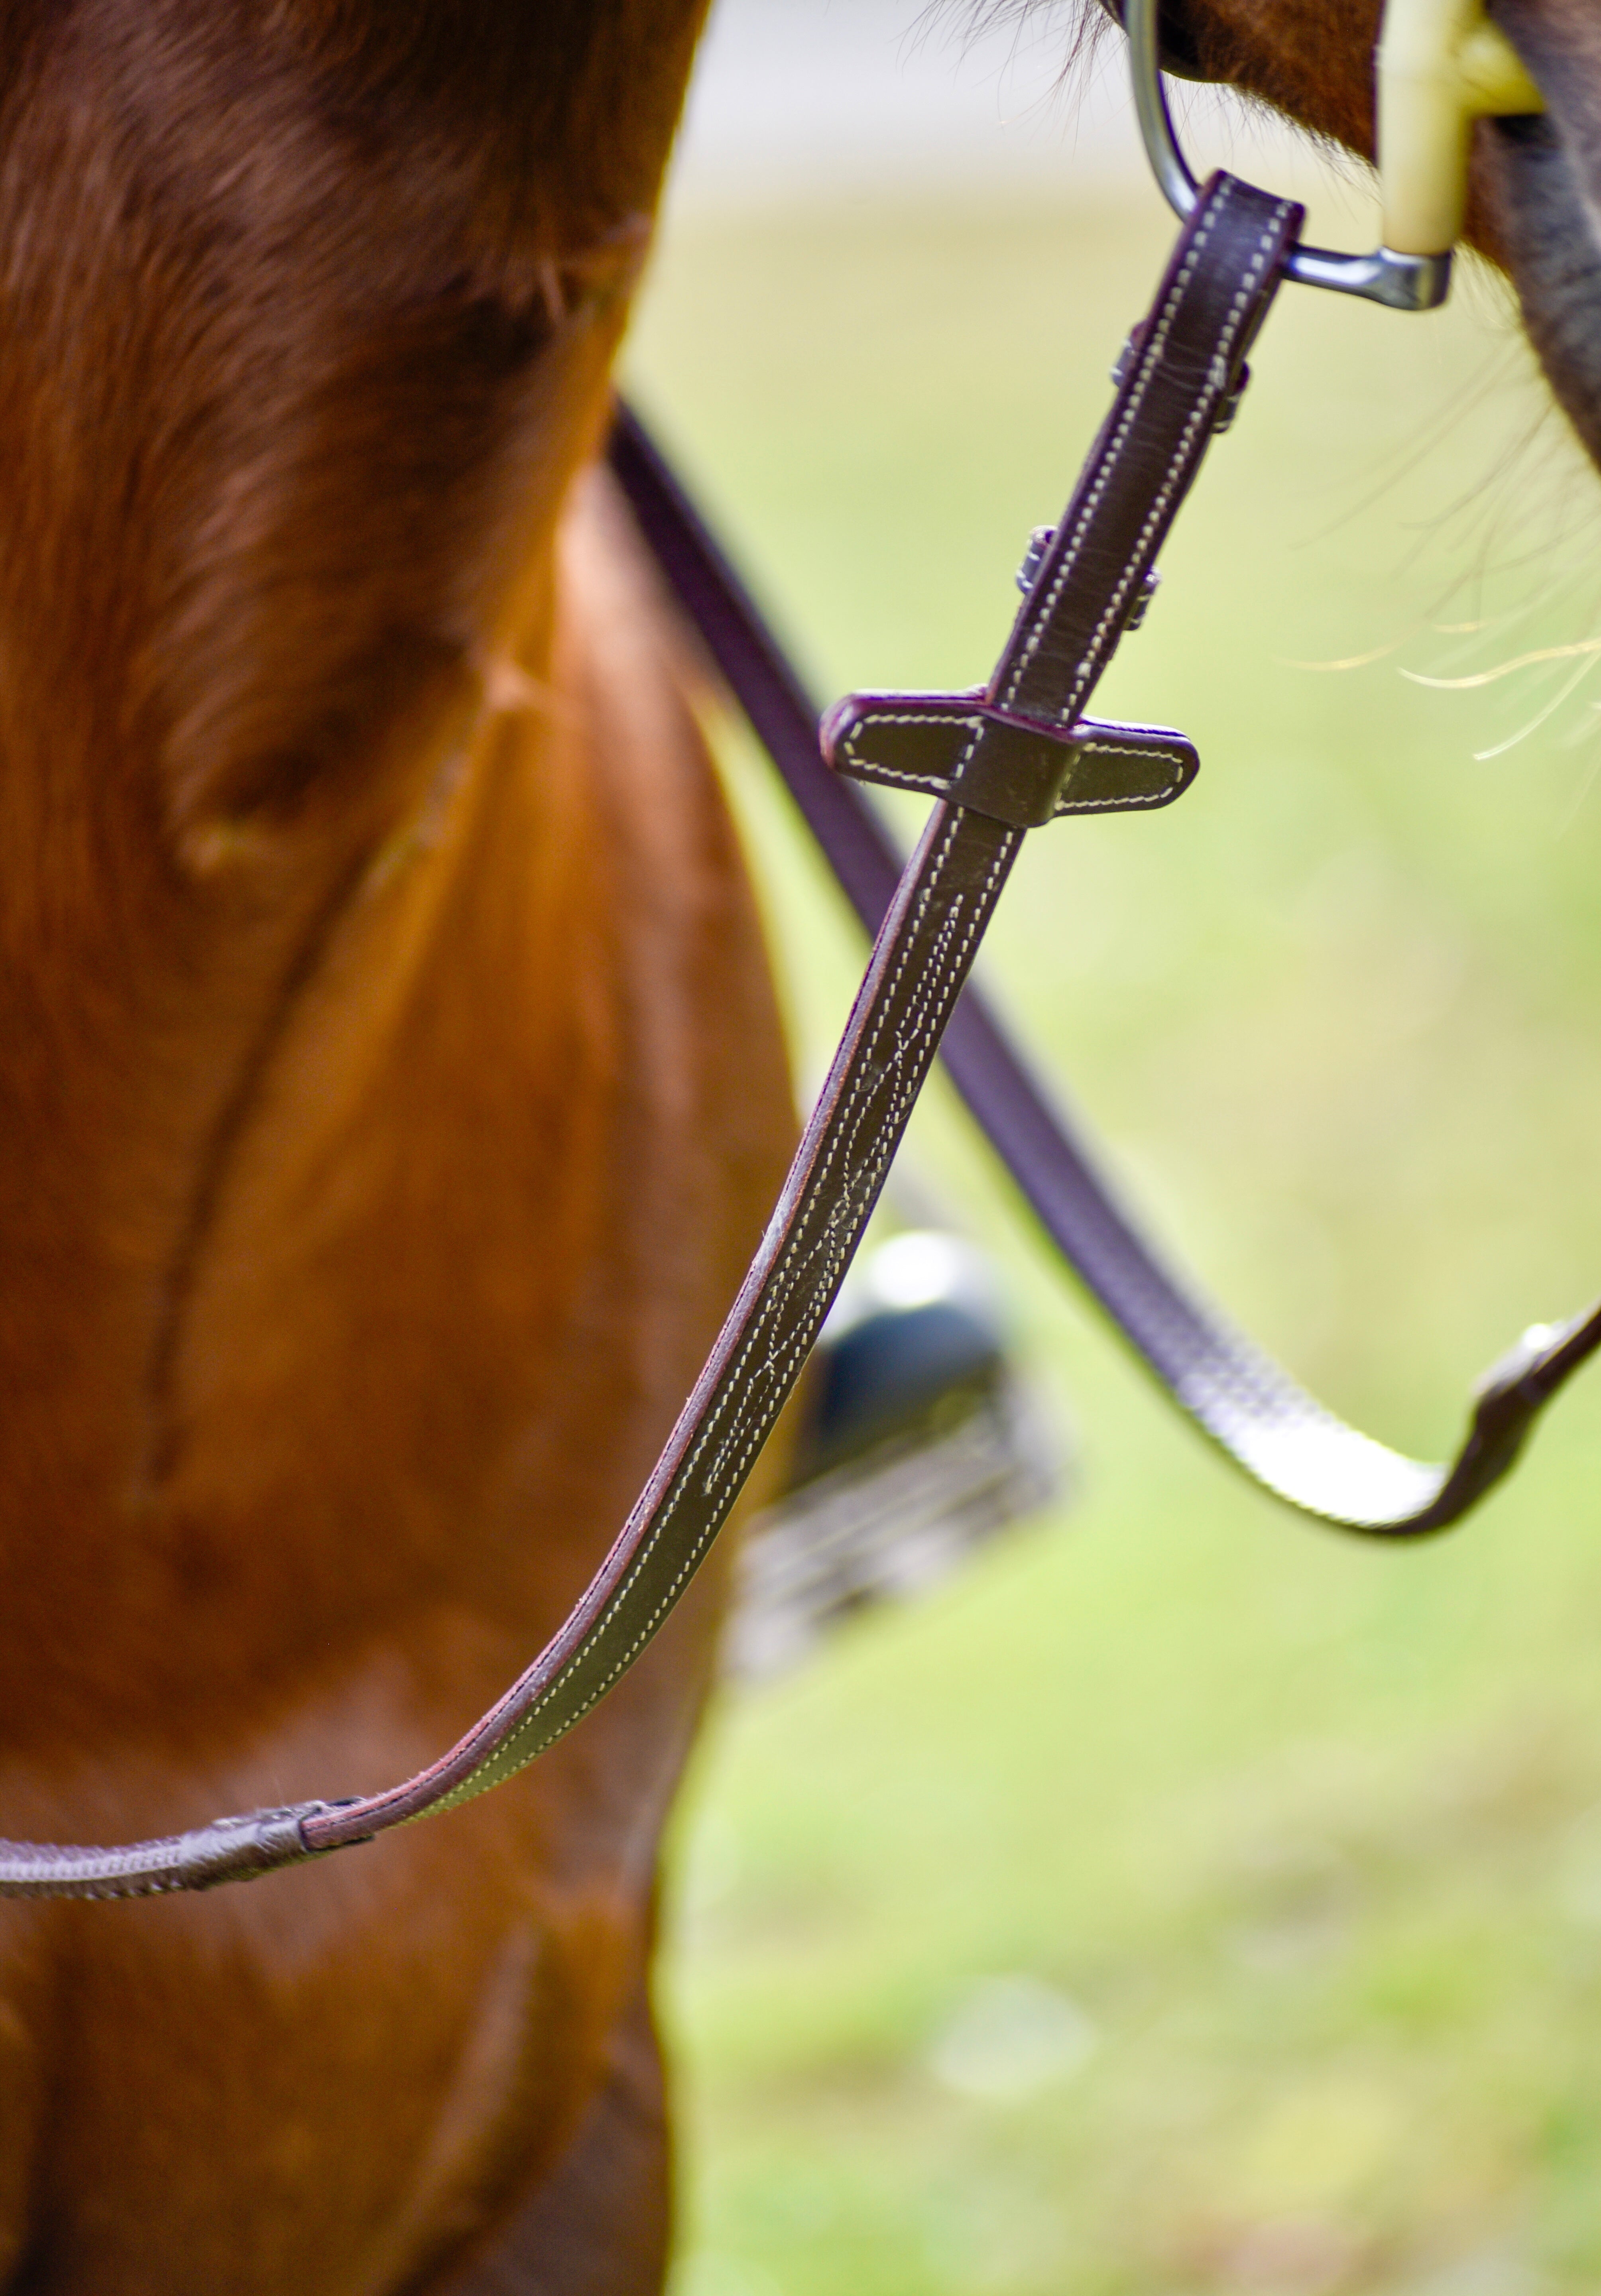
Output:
[
  {"xmin": 5, "ymin": 173, "xmax": 1591, "ymax": 1900},
  {"xmin": 822, "ymin": 696, "xmax": 1198, "ymax": 827}
]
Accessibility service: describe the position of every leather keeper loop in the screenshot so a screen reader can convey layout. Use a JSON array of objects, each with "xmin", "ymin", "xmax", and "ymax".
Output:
[{"xmin": 947, "ymin": 716, "xmax": 1080, "ymax": 828}]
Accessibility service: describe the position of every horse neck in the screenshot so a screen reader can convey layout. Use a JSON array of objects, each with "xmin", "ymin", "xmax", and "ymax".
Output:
[{"xmin": 0, "ymin": 1, "xmax": 708, "ymax": 1648}]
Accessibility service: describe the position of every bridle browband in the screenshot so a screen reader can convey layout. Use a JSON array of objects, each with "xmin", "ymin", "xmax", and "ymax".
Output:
[{"xmin": 0, "ymin": 0, "xmax": 1585, "ymax": 1903}]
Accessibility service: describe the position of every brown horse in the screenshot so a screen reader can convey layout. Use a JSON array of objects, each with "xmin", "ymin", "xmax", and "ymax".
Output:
[
  {"xmin": 0, "ymin": 0, "xmax": 1596, "ymax": 2290},
  {"xmin": 0, "ymin": 3, "xmax": 791, "ymax": 2290}
]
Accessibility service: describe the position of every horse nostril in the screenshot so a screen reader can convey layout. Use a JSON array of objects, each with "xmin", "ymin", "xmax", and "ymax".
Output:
[{"xmin": 1495, "ymin": 110, "xmax": 1560, "ymax": 149}]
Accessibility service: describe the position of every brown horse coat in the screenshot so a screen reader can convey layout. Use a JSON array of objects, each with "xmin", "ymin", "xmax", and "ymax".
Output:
[{"xmin": 0, "ymin": 2, "xmax": 791, "ymax": 2288}]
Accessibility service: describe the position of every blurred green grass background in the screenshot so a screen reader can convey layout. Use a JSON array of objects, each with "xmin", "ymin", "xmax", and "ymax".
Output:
[{"xmin": 623, "ymin": 178, "xmax": 1601, "ymax": 2296}]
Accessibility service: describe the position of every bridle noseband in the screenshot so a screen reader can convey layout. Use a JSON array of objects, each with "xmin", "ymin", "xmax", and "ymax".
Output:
[{"xmin": 0, "ymin": 0, "xmax": 1583, "ymax": 1902}]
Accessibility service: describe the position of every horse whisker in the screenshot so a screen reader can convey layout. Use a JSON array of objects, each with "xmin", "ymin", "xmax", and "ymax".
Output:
[{"xmin": 1402, "ymin": 637, "xmax": 1601, "ymax": 688}]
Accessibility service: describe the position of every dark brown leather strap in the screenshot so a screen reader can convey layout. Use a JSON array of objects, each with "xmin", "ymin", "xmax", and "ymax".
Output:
[
  {"xmin": 5, "ymin": 171, "xmax": 1587, "ymax": 1903},
  {"xmin": 607, "ymin": 199, "xmax": 1601, "ymax": 1540},
  {"xmin": 609, "ymin": 378, "xmax": 1601, "ymax": 1537}
]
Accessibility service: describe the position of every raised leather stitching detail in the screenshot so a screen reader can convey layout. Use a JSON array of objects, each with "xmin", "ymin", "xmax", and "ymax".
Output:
[
  {"xmin": 840, "ymin": 709, "xmax": 983, "ymax": 798},
  {"xmin": 435, "ymin": 816, "xmax": 1020, "ymax": 1802},
  {"xmin": 999, "ymin": 183, "xmax": 1293, "ymax": 727}
]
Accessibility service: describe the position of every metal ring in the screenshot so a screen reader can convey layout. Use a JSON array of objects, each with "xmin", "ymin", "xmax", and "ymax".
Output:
[{"xmin": 1123, "ymin": 0, "xmax": 1453, "ymax": 312}]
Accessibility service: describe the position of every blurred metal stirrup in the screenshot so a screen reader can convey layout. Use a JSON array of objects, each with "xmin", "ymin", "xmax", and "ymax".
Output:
[{"xmin": 725, "ymin": 1234, "xmax": 1068, "ymax": 1682}]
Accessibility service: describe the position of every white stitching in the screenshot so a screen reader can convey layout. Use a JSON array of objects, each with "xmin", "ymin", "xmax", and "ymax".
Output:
[
  {"xmin": 1057, "ymin": 789, "xmax": 1172, "ymax": 814},
  {"xmin": 1080, "ymin": 741, "xmax": 1176, "ymax": 760},
  {"xmin": 843, "ymin": 710, "xmax": 983, "ymax": 799},
  {"xmin": 999, "ymin": 185, "xmax": 1292, "ymax": 728},
  {"xmin": 438, "ymin": 190, "xmax": 1293, "ymax": 1810},
  {"xmin": 845, "ymin": 712, "xmax": 982, "ymax": 737},
  {"xmin": 442, "ymin": 818, "xmax": 1021, "ymax": 1801},
  {"xmin": 849, "ymin": 767, "xmax": 950, "ymax": 796},
  {"xmin": 853, "ymin": 722, "xmax": 1191, "ymax": 814},
  {"xmin": 1058, "ymin": 736, "xmax": 1190, "ymax": 812}
]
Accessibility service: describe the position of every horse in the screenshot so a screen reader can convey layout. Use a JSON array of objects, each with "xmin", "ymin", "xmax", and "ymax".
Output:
[
  {"xmin": 0, "ymin": 3, "xmax": 792, "ymax": 2289},
  {"xmin": 0, "ymin": 0, "xmax": 1591, "ymax": 2290}
]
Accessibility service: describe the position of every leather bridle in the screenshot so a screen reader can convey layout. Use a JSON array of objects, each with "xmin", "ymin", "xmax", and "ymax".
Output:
[{"xmin": 0, "ymin": 0, "xmax": 1587, "ymax": 1902}]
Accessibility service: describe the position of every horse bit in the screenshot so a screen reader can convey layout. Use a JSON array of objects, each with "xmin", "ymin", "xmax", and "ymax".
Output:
[{"xmin": 0, "ymin": 0, "xmax": 1583, "ymax": 1899}]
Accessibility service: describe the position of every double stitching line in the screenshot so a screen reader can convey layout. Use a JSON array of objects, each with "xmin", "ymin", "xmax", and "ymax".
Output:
[
  {"xmin": 440, "ymin": 817, "xmax": 1019, "ymax": 1805},
  {"xmin": 997, "ymin": 202, "xmax": 1223, "ymax": 716},
  {"xmin": 1000, "ymin": 185, "xmax": 1292, "ymax": 730},
  {"xmin": 694, "ymin": 816, "xmax": 971, "ymax": 1501},
  {"xmin": 1056, "ymin": 736, "xmax": 1185, "ymax": 816},
  {"xmin": 433, "ymin": 820, "xmax": 978, "ymax": 1801},
  {"xmin": 437, "ymin": 193, "xmax": 1294, "ymax": 1814},
  {"xmin": 843, "ymin": 709, "xmax": 983, "ymax": 804},
  {"xmin": 428, "ymin": 825, "xmax": 983, "ymax": 1808}
]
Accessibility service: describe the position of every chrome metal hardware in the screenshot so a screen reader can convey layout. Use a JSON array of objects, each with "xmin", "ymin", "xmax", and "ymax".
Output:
[
  {"xmin": 1016, "ymin": 527, "xmax": 1056, "ymax": 596},
  {"xmin": 1123, "ymin": 0, "xmax": 1541, "ymax": 313},
  {"xmin": 1125, "ymin": 568, "xmax": 1160, "ymax": 631}
]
